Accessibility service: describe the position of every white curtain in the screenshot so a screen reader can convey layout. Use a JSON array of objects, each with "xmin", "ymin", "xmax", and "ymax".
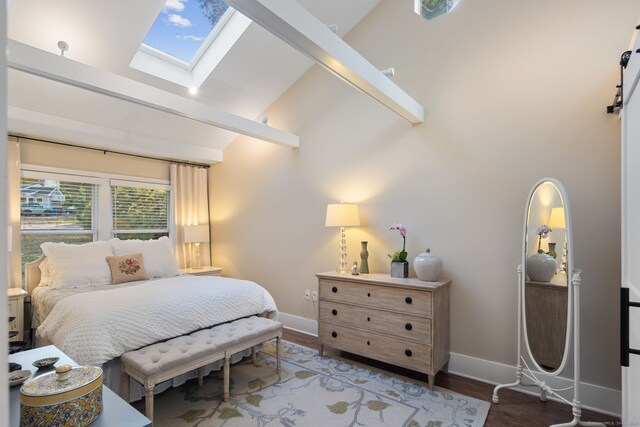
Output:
[
  {"xmin": 8, "ymin": 137, "xmax": 21, "ymax": 288},
  {"xmin": 170, "ymin": 164, "xmax": 211, "ymax": 268}
]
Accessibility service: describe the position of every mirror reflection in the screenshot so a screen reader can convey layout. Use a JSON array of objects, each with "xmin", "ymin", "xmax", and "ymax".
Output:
[{"xmin": 524, "ymin": 181, "xmax": 569, "ymax": 373}]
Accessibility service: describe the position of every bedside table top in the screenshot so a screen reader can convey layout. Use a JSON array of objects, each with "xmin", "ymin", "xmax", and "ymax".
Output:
[
  {"xmin": 180, "ymin": 266, "xmax": 223, "ymax": 275},
  {"xmin": 8, "ymin": 288, "xmax": 28, "ymax": 298}
]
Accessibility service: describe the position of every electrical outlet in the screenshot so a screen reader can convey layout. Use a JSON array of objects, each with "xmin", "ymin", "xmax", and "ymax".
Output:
[
  {"xmin": 304, "ymin": 290, "xmax": 311, "ymax": 300},
  {"xmin": 312, "ymin": 291, "xmax": 318, "ymax": 301}
]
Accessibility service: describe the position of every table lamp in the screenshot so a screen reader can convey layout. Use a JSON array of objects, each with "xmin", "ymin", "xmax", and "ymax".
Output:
[
  {"xmin": 325, "ymin": 203, "xmax": 360, "ymax": 273},
  {"xmin": 184, "ymin": 225, "xmax": 210, "ymax": 269}
]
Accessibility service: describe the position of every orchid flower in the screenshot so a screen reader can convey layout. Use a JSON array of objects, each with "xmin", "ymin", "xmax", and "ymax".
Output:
[
  {"xmin": 535, "ymin": 224, "xmax": 552, "ymax": 252},
  {"xmin": 389, "ymin": 223, "xmax": 408, "ymax": 259}
]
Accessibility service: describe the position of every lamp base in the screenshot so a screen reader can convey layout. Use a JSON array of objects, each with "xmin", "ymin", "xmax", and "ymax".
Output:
[{"xmin": 193, "ymin": 242, "xmax": 202, "ymax": 270}]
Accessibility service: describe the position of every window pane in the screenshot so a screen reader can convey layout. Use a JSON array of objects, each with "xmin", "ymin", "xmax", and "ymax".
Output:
[
  {"xmin": 20, "ymin": 178, "xmax": 94, "ymax": 231},
  {"xmin": 20, "ymin": 177, "xmax": 96, "ymax": 283},
  {"xmin": 142, "ymin": 0, "xmax": 230, "ymax": 63},
  {"xmin": 112, "ymin": 186, "xmax": 169, "ymax": 234}
]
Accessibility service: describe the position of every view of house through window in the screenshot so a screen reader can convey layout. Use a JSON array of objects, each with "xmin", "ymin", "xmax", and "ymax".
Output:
[
  {"xmin": 20, "ymin": 172, "xmax": 171, "ymax": 282},
  {"xmin": 20, "ymin": 178, "xmax": 96, "ymax": 270}
]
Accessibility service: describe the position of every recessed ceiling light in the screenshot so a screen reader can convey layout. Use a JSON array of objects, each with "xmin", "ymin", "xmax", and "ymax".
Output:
[{"xmin": 189, "ymin": 87, "xmax": 198, "ymax": 96}]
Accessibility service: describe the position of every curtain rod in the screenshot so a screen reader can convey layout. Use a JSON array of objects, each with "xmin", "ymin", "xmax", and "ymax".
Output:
[{"xmin": 9, "ymin": 134, "xmax": 210, "ymax": 169}]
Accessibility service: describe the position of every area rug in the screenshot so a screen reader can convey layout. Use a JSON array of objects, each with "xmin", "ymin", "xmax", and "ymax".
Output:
[{"xmin": 140, "ymin": 340, "xmax": 490, "ymax": 427}]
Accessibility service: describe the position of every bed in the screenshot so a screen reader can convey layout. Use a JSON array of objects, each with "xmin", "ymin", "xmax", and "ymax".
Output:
[{"xmin": 25, "ymin": 241, "xmax": 278, "ymax": 401}]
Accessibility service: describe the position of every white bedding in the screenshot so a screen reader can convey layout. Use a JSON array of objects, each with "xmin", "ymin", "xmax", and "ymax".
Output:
[{"xmin": 36, "ymin": 275, "xmax": 278, "ymax": 366}]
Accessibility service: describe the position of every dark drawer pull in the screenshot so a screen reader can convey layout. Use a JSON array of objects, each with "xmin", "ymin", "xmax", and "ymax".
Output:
[
  {"xmin": 367, "ymin": 341, "xmax": 370, "ymax": 345},
  {"xmin": 331, "ymin": 331, "xmax": 337, "ymax": 338},
  {"xmin": 367, "ymin": 292, "xmax": 371, "ymax": 297},
  {"xmin": 405, "ymin": 323, "xmax": 412, "ymax": 331},
  {"xmin": 405, "ymin": 296, "xmax": 413, "ymax": 304},
  {"xmin": 367, "ymin": 317, "xmax": 371, "ymax": 322},
  {"xmin": 332, "ymin": 309, "xmax": 337, "ymax": 315},
  {"xmin": 405, "ymin": 349, "xmax": 412, "ymax": 357},
  {"xmin": 332, "ymin": 286, "xmax": 338, "ymax": 293}
]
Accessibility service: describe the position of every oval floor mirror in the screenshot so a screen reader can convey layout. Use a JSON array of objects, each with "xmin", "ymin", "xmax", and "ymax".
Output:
[{"xmin": 492, "ymin": 178, "xmax": 604, "ymax": 427}]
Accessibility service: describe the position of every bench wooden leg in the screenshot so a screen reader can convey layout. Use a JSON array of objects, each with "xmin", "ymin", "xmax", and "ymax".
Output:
[
  {"xmin": 276, "ymin": 336, "xmax": 281, "ymax": 372},
  {"xmin": 251, "ymin": 346, "xmax": 257, "ymax": 366},
  {"xmin": 223, "ymin": 356, "xmax": 230, "ymax": 402},
  {"xmin": 144, "ymin": 382, "xmax": 155, "ymax": 421},
  {"xmin": 198, "ymin": 367, "xmax": 204, "ymax": 387},
  {"xmin": 121, "ymin": 370, "xmax": 130, "ymax": 402}
]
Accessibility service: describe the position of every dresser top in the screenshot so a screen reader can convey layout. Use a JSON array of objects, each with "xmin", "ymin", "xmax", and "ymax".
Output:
[{"xmin": 316, "ymin": 271, "xmax": 451, "ymax": 290}]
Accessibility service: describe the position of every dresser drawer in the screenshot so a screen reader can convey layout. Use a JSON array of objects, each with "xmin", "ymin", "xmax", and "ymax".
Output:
[
  {"xmin": 319, "ymin": 278, "xmax": 432, "ymax": 317},
  {"xmin": 319, "ymin": 322, "xmax": 432, "ymax": 373},
  {"xmin": 319, "ymin": 301, "xmax": 431, "ymax": 344}
]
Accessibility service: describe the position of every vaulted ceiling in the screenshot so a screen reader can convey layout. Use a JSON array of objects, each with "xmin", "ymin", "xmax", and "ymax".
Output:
[{"xmin": 7, "ymin": 0, "xmax": 382, "ymax": 162}]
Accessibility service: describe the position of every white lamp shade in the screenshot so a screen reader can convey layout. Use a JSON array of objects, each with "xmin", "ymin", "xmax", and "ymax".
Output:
[
  {"xmin": 548, "ymin": 207, "xmax": 566, "ymax": 229},
  {"xmin": 325, "ymin": 204, "xmax": 360, "ymax": 227},
  {"xmin": 184, "ymin": 225, "xmax": 210, "ymax": 243}
]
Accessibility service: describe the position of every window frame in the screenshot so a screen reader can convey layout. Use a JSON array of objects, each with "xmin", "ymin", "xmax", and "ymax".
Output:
[{"xmin": 20, "ymin": 164, "xmax": 171, "ymax": 243}]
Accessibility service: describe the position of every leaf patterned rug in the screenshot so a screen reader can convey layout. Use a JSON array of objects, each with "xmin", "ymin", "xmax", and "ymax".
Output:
[{"xmin": 137, "ymin": 340, "xmax": 490, "ymax": 427}]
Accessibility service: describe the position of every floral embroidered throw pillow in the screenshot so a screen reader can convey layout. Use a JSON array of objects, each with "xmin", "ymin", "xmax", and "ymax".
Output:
[{"xmin": 106, "ymin": 253, "xmax": 149, "ymax": 284}]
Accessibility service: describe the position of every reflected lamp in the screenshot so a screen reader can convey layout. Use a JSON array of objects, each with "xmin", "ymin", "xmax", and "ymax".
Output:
[
  {"xmin": 325, "ymin": 203, "xmax": 360, "ymax": 273},
  {"xmin": 548, "ymin": 208, "xmax": 566, "ymax": 229},
  {"xmin": 548, "ymin": 207, "xmax": 567, "ymax": 273}
]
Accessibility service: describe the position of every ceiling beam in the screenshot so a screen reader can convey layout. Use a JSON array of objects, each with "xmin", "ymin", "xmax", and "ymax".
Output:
[
  {"xmin": 6, "ymin": 40, "xmax": 299, "ymax": 148},
  {"xmin": 225, "ymin": 0, "xmax": 424, "ymax": 124},
  {"xmin": 9, "ymin": 106, "xmax": 224, "ymax": 164}
]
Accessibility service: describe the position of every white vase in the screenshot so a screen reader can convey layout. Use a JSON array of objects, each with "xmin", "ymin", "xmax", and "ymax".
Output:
[
  {"xmin": 413, "ymin": 249, "xmax": 443, "ymax": 281},
  {"xmin": 526, "ymin": 251, "xmax": 557, "ymax": 282}
]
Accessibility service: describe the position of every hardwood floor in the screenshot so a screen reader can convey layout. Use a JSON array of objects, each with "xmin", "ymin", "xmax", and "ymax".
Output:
[{"xmin": 283, "ymin": 328, "xmax": 619, "ymax": 427}]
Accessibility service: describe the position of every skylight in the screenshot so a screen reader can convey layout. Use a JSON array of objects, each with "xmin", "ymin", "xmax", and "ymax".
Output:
[{"xmin": 142, "ymin": 0, "xmax": 233, "ymax": 67}]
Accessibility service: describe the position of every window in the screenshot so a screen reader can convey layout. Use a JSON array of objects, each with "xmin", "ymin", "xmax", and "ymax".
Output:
[
  {"xmin": 20, "ymin": 168, "xmax": 171, "ymax": 282},
  {"xmin": 20, "ymin": 175, "xmax": 98, "ymax": 270},
  {"xmin": 142, "ymin": 0, "xmax": 233, "ymax": 66},
  {"xmin": 130, "ymin": 0, "xmax": 250, "ymax": 89},
  {"xmin": 112, "ymin": 182, "xmax": 170, "ymax": 240}
]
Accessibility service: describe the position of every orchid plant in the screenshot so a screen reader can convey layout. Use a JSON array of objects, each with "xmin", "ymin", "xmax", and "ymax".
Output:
[
  {"xmin": 536, "ymin": 224, "xmax": 552, "ymax": 253},
  {"xmin": 388, "ymin": 223, "xmax": 408, "ymax": 262}
]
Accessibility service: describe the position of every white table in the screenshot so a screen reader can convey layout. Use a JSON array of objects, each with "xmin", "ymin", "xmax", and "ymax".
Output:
[{"xmin": 9, "ymin": 345, "xmax": 151, "ymax": 427}]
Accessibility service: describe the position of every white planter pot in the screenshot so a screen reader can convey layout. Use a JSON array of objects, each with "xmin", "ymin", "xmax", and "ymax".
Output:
[
  {"xmin": 413, "ymin": 249, "xmax": 443, "ymax": 281},
  {"xmin": 526, "ymin": 252, "xmax": 557, "ymax": 282}
]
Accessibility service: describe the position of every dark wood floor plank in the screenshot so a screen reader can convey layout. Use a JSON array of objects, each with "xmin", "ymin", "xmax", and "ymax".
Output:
[{"xmin": 282, "ymin": 328, "xmax": 619, "ymax": 427}]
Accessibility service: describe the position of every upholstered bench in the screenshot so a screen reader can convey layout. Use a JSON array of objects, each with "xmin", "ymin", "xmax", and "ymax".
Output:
[{"xmin": 121, "ymin": 316, "xmax": 282, "ymax": 421}]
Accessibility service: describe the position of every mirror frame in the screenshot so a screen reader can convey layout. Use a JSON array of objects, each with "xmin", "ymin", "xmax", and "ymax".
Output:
[{"xmin": 521, "ymin": 177, "xmax": 573, "ymax": 376}]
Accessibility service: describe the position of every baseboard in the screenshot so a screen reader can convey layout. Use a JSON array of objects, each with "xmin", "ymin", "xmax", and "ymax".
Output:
[
  {"xmin": 448, "ymin": 352, "xmax": 621, "ymax": 418},
  {"xmin": 277, "ymin": 312, "xmax": 620, "ymax": 417},
  {"xmin": 278, "ymin": 312, "xmax": 318, "ymax": 336}
]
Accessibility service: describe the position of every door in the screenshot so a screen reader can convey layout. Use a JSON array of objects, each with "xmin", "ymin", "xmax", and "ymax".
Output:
[{"xmin": 622, "ymin": 24, "xmax": 640, "ymax": 425}]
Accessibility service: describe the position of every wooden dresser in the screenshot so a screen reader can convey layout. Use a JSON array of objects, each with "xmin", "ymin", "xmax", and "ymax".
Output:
[{"xmin": 316, "ymin": 272, "xmax": 451, "ymax": 389}]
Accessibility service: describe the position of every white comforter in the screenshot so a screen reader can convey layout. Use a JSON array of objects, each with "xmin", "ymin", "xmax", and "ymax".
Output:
[{"xmin": 37, "ymin": 275, "xmax": 278, "ymax": 366}]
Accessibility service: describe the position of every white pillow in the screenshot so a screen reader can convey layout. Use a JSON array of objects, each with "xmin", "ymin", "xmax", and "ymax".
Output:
[
  {"xmin": 41, "ymin": 241, "xmax": 114, "ymax": 289},
  {"xmin": 38, "ymin": 258, "xmax": 50, "ymax": 287},
  {"xmin": 110, "ymin": 236, "xmax": 179, "ymax": 279}
]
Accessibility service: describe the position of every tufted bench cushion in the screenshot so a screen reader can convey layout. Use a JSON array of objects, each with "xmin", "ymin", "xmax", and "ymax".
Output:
[{"xmin": 121, "ymin": 316, "xmax": 282, "ymax": 422}]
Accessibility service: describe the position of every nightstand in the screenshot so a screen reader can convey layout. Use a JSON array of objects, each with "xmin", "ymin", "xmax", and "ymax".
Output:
[
  {"xmin": 179, "ymin": 266, "xmax": 223, "ymax": 277},
  {"xmin": 8, "ymin": 288, "xmax": 27, "ymax": 342}
]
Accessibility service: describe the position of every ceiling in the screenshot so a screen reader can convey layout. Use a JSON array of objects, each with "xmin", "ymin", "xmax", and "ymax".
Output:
[{"xmin": 7, "ymin": 0, "xmax": 382, "ymax": 161}]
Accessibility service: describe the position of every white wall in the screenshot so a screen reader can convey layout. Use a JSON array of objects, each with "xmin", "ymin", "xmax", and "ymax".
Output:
[{"xmin": 210, "ymin": 0, "xmax": 639, "ymax": 395}]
